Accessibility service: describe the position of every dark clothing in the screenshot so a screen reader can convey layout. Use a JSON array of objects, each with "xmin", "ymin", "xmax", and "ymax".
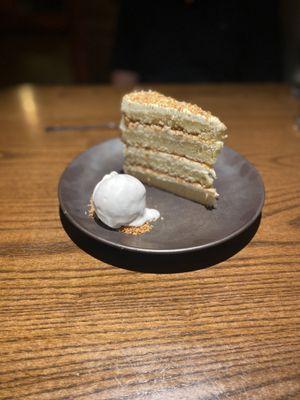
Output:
[{"xmin": 113, "ymin": 0, "xmax": 283, "ymax": 82}]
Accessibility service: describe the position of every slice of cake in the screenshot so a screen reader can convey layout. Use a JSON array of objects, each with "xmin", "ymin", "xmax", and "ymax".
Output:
[{"xmin": 120, "ymin": 90, "xmax": 227, "ymax": 207}]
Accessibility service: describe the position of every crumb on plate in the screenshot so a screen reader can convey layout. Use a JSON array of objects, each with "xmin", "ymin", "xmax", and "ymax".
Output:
[
  {"xmin": 88, "ymin": 197, "xmax": 95, "ymax": 217},
  {"xmin": 119, "ymin": 222, "xmax": 152, "ymax": 235}
]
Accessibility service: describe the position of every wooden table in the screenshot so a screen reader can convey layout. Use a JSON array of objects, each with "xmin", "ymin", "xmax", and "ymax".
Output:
[{"xmin": 1, "ymin": 85, "xmax": 299, "ymax": 399}]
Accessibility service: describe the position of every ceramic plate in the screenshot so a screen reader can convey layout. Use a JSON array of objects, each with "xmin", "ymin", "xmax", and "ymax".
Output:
[{"xmin": 58, "ymin": 138, "xmax": 264, "ymax": 254}]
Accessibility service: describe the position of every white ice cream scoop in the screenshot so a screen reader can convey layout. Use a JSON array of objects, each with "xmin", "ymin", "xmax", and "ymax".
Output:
[{"xmin": 92, "ymin": 171, "xmax": 160, "ymax": 229}]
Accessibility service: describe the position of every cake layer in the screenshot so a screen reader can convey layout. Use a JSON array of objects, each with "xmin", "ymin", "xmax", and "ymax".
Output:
[
  {"xmin": 124, "ymin": 146, "xmax": 216, "ymax": 188},
  {"xmin": 121, "ymin": 90, "xmax": 227, "ymax": 138},
  {"xmin": 121, "ymin": 119, "xmax": 223, "ymax": 165},
  {"xmin": 123, "ymin": 116, "xmax": 226, "ymax": 143},
  {"xmin": 124, "ymin": 164, "xmax": 218, "ymax": 207}
]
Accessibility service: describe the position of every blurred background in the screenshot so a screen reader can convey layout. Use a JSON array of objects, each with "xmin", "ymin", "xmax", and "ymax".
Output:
[{"xmin": 0, "ymin": 0, "xmax": 299, "ymax": 87}]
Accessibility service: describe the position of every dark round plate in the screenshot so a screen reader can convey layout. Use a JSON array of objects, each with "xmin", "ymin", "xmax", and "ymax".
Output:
[{"xmin": 58, "ymin": 138, "xmax": 264, "ymax": 254}]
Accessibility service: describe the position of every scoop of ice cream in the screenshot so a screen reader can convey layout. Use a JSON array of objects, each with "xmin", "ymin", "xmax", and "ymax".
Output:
[{"xmin": 92, "ymin": 171, "xmax": 160, "ymax": 229}]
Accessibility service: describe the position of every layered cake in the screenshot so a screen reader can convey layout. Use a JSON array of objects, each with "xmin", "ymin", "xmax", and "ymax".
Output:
[{"xmin": 120, "ymin": 90, "xmax": 227, "ymax": 207}]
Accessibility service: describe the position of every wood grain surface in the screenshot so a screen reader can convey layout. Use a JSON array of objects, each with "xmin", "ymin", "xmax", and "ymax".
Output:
[{"xmin": 0, "ymin": 84, "xmax": 300, "ymax": 400}]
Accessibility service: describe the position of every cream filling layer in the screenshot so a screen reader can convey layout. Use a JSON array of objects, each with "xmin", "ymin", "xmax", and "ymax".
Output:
[
  {"xmin": 123, "ymin": 116, "xmax": 227, "ymax": 142},
  {"xmin": 124, "ymin": 146, "xmax": 216, "ymax": 188},
  {"xmin": 124, "ymin": 164, "xmax": 218, "ymax": 207},
  {"xmin": 121, "ymin": 121, "xmax": 223, "ymax": 165}
]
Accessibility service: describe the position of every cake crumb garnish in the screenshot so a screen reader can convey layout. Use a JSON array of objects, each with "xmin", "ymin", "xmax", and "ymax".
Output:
[
  {"xmin": 119, "ymin": 222, "xmax": 152, "ymax": 235},
  {"xmin": 124, "ymin": 90, "xmax": 210, "ymax": 117},
  {"xmin": 88, "ymin": 197, "xmax": 95, "ymax": 217}
]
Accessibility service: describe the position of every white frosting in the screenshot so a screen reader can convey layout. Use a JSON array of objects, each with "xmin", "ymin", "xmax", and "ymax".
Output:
[{"xmin": 92, "ymin": 171, "xmax": 160, "ymax": 229}]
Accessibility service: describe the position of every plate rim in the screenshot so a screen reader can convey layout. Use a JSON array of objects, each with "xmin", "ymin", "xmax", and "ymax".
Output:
[{"xmin": 58, "ymin": 138, "xmax": 265, "ymax": 254}]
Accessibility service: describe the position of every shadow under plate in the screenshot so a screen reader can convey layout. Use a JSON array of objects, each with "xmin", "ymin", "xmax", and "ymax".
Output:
[{"xmin": 60, "ymin": 208, "xmax": 261, "ymax": 274}]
